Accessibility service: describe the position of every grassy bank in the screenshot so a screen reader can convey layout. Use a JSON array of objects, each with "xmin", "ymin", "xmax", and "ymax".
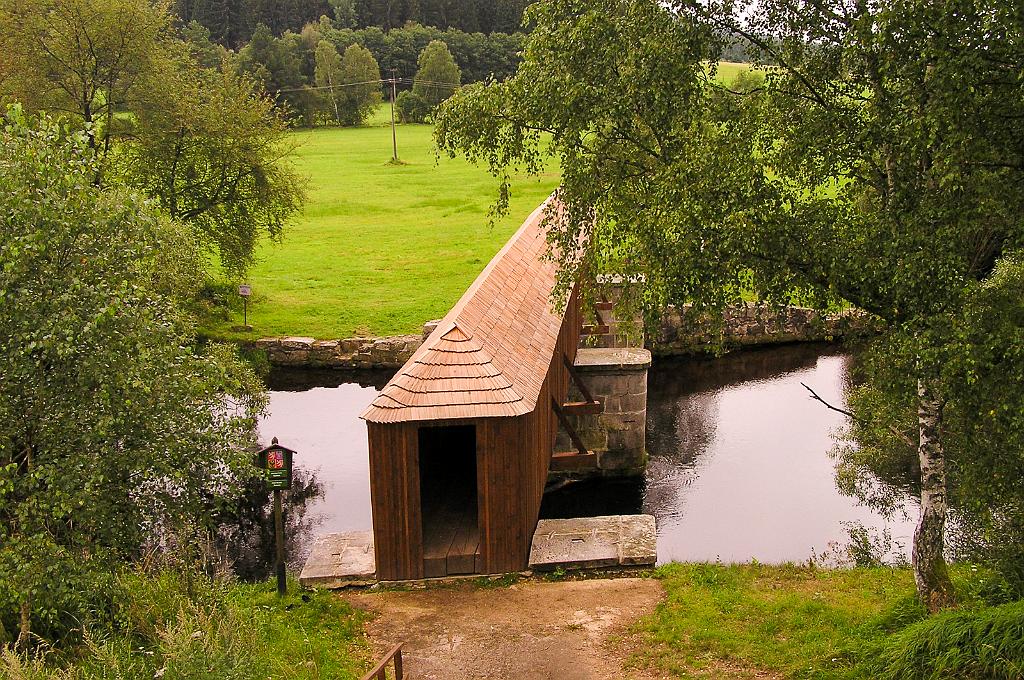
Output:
[
  {"xmin": 632, "ymin": 563, "xmax": 914, "ymax": 678},
  {"xmin": 631, "ymin": 563, "xmax": 1024, "ymax": 679},
  {"xmin": 2, "ymin": 570, "xmax": 370, "ymax": 680},
  {"xmin": 202, "ymin": 117, "xmax": 558, "ymax": 341},
  {"xmin": 7, "ymin": 563, "xmax": 1022, "ymax": 679}
]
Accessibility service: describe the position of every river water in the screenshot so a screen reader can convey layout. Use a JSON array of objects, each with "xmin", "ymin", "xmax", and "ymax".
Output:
[{"xmin": 257, "ymin": 343, "xmax": 915, "ymax": 571}]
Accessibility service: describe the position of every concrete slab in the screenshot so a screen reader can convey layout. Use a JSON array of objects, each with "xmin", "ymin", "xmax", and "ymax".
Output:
[
  {"xmin": 575, "ymin": 347, "xmax": 652, "ymax": 371},
  {"xmin": 299, "ymin": 531, "xmax": 376, "ymax": 587},
  {"xmin": 529, "ymin": 514, "xmax": 656, "ymax": 571}
]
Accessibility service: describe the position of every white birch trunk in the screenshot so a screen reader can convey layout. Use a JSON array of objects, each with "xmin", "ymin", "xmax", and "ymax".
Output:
[{"xmin": 912, "ymin": 379, "xmax": 955, "ymax": 612}]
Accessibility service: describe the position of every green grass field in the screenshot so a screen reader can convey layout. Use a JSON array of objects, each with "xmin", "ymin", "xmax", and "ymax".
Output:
[
  {"xmin": 204, "ymin": 63, "xmax": 755, "ymax": 341},
  {"xmin": 204, "ymin": 114, "xmax": 558, "ymax": 340},
  {"xmin": 714, "ymin": 60, "xmax": 756, "ymax": 83}
]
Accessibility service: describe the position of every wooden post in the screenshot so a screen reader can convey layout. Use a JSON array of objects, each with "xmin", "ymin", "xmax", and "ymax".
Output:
[
  {"xmin": 274, "ymin": 488, "xmax": 286, "ymax": 595},
  {"xmin": 390, "ymin": 69, "xmax": 398, "ymax": 162}
]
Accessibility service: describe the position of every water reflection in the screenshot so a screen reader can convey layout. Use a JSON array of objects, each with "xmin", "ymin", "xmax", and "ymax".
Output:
[
  {"xmin": 543, "ymin": 344, "xmax": 916, "ymax": 563},
  {"xmin": 246, "ymin": 369, "xmax": 393, "ymax": 572},
  {"xmin": 250, "ymin": 344, "xmax": 915, "ymax": 571},
  {"xmin": 214, "ymin": 467, "xmax": 324, "ymax": 579}
]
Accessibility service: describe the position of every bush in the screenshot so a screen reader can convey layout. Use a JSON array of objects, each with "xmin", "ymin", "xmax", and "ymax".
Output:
[
  {"xmin": 0, "ymin": 566, "xmax": 369, "ymax": 679},
  {"xmin": 396, "ymin": 90, "xmax": 430, "ymax": 123}
]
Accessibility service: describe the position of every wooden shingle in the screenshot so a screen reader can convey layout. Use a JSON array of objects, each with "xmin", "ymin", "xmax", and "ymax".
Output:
[{"xmin": 361, "ymin": 199, "xmax": 565, "ymax": 423}]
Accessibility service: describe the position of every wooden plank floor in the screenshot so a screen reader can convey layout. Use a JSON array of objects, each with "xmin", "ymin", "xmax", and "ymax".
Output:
[{"xmin": 422, "ymin": 493, "xmax": 480, "ymax": 578}]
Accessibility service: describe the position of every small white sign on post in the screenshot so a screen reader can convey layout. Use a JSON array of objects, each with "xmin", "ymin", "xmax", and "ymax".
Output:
[{"xmin": 238, "ymin": 284, "xmax": 252, "ymax": 328}]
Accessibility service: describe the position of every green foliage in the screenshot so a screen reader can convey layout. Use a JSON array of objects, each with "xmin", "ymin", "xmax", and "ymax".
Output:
[
  {"xmin": 1, "ymin": 0, "xmax": 304, "ymax": 278},
  {"xmin": 0, "ymin": 0, "xmax": 174, "ymax": 158},
  {"xmin": 863, "ymin": 601, "xmax": 1024, "ymax": 680},
  {"xmin": 0, "ymin": 567, "xmax": 370, "ymax": 679},
  {"xmin": 181, "ymin": 20, "xmax": 229, "ymax": 69},
  {"xmin": 434, "ymin": 0, "xmax": 1024, "ymax": 607},
  {"xmin": 314, "ymin": 39, "xmax": 346, "ymax": 124},
  {"xmin": 175, "ymin": 0, "xmax": 530, "ymax": 41},
  {"xmin": 336, "ymin": 44, "xmax": 382, "ymax": 126},
  {"xmin": 238, "ymin": 24, "xmax": 319, "ymax": 126},
  {"xmin": 222, "ymin": 22, "xmax": 525, "ymax": 125},
  {"xmin": 395, "ymin": 90, "xmax": 429, "ymax": 123},
  {"xmin": 0, "ymin": 110, "xmax": 266, "ymax": 644},
  {"xmin": 126, "ymin": 66, "xmax": 304, "ymax": 276},
  {"xmin": 413, "ymin": 40, "xmax": 461, "ymax": 110},
  {"xmin": 329, "ymin": 0, "xmax": 358, "ymax": 29}
]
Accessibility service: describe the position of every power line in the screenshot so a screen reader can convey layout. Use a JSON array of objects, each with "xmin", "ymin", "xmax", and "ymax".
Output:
[
  {"xmin": 272, "ymin": 77, "xmax": 460, "ymax": 94},
  {"xmin": 274, "ymin": 79, "xmax": 384, "ymax": 93}
]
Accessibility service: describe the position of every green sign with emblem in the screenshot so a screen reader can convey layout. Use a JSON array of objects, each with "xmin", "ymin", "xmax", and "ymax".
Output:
[{"xmin": 256, "ymin": 438, "xmax": 295, "ymax": 491}]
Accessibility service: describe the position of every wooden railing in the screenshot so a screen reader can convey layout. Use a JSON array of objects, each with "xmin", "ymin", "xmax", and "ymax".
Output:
[{"xmin": 361, "ymin": 643, "xmax": 404, "ymax": 680}]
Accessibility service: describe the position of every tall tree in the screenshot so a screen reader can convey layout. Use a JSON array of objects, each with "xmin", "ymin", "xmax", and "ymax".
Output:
[
  {"xmin": 0, "ymin": 0, "xmax": 174, "ymax": 163},
  {"xmin": 127, "ymin": 67, "xmax": 304, "ymax": 275},
  {"xmin": 435, "ymin": 0, "xmax": 1024, "ymax": 611},
  {"xmin": 1, "ymin": 0, "xmax": 304, "ymax": 277},
  {"xmin": 0, "ymin": 108, "xmax": 265, "ymax": 644},
  {"xmin": 315, "ymin": 39, "xmax": 345, "ymax": 123},
  {"xmin": 413, "ymin": 39, "xmax": 460, "ymax": 109},
  {"xmin": 337, "ymin": 43, "xmax": 382, "ymax": 125}
]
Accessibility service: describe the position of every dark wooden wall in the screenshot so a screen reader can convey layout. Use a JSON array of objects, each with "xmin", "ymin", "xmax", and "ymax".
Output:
[
  {"xmin": 366, "ymin": 422, "xmax": 424, "ymax": 580},
  {"xmin": 368, "ymin": 291, "xmax": 582, "ymax": 580}
]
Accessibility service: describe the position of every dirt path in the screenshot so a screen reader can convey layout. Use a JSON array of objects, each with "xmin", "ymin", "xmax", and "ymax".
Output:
[{"xmin": 344, "ymin": 577, "xmax": 668, "ymax": 680}]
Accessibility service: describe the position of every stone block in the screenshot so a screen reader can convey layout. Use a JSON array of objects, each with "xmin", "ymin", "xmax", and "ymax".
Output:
[
  {"xmin": 579, "ymin": 426, "xmax": 608, "ymax": 452},
  {"xmin": 574, "ymin": 348, "xmax": 652, "ymax": 372},
  {"xmin": 607, "ymin": 427, "xmax": 645, "ymax": 455},
  {"xmin": 528, "ymin": 515, "xmax": 656, "ymax": 571},
  {"xmin": 422, "ymin": 320, "xmax": 441, "ymax": 341},
  {"xmin": 280, "ymin": 336, "xmax": 315, "ymax": 350},
  {"xmin": 278, "ymin": 350, "xmax": 309, "ymax": 364},
  {"xmin": 339, "ymin": 338, "xmax": 362, "ymax": 353},
  {"xmin": 596, "ymin": 447, "xmax": 643, "ymax": 473},
  {"xmin": 625, "ymin": 373, "xmax": 648, "ymax": 395},
  {"xmin": 299, "ymin": 531, "xmax": 376, "ymax": 587},
  {"xmin": 618, "ymin": 393, "xmax": 647, "ymax": 413}
]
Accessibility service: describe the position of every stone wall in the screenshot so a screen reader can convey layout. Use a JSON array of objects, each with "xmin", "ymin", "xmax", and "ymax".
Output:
[
  {"xmin": 253, "ymin": 335, "xmax": 421, "ymax": 369},
  {"xmin": 653, "ymin": 304, "xmax": 855, "ymax": 356},
  {"xmin": 253, "ymin": 305, "xmax": 863, "ymax": 370},
  {"xmin": 553, "ymin": 348, "xmax": 650, "ymax": 480}
]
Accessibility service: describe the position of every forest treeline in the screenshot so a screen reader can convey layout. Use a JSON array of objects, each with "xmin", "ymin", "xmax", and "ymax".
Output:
[
  {"xmin": 173, "ymin": 0, "xmax": 531, "ymax": 47},
  {"xmin": 183, "ymin": 15, "xmax": 526, "ymax": 126},
  {"xmin": 175, "ymin": 1, "xmax": 752, "ymax": 128},
  {"xmin": 173, "ymin": 0, "xmax": 531, "ymax": 128}
]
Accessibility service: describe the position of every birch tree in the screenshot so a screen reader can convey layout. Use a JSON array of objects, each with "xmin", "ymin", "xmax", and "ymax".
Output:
[
  {"xmin": 435, "ymin": 0, "xmax": 1024, "ymax": 611},
  {"xmin": 315, "ymin": 39, "xmax": 345, "ymax": 124}
]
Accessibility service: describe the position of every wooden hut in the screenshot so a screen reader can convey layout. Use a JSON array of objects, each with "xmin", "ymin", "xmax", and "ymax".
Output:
[{"xmin": 361, "ymin": 201, "xmax": 587, "ymax": 580}]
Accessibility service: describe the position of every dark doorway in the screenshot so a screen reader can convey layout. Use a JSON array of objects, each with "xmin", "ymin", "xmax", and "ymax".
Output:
[{"xmin": 418, "ymin": 425, "xmax": 480, "ymax": 577}]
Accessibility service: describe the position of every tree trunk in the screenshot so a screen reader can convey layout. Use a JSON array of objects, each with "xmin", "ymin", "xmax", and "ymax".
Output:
[
  {"xmin": 912, "ymin": 379, "xmax": 955, "ymax": 613},
  {"xmin": 16, "ymin": 599, "xmax": 30, "ymax": 650}
]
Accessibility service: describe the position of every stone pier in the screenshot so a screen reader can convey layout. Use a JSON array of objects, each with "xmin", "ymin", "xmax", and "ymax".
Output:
[{"xmin": 553, "ymin": 347, "xmax": 650, "ymax": 479}]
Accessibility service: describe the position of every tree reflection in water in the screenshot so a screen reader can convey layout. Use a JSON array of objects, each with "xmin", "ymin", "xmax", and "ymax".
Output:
[{"xmin": 213, "ymin": 467, "xmax": 325, "ymax": 580}]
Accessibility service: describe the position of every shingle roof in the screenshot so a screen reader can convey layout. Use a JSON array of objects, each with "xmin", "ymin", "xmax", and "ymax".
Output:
[{"xmin": 361, "ymin": 199, "xmax": 565, "ymax": 423}]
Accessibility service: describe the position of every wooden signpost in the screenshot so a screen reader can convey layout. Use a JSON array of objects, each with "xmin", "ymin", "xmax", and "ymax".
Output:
[
  {"xmin": 238, "ymin": 284, "xmax": 252, "ymax": 328},
  {"xmin": 256, "ymin": 437, "xmax": 295, "ymax": 595}
]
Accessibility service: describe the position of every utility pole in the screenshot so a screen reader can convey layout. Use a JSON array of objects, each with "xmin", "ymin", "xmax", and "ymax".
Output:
[{"xmin": 389, "ymin": 68, "xmax": 399, "ymax": 162}]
